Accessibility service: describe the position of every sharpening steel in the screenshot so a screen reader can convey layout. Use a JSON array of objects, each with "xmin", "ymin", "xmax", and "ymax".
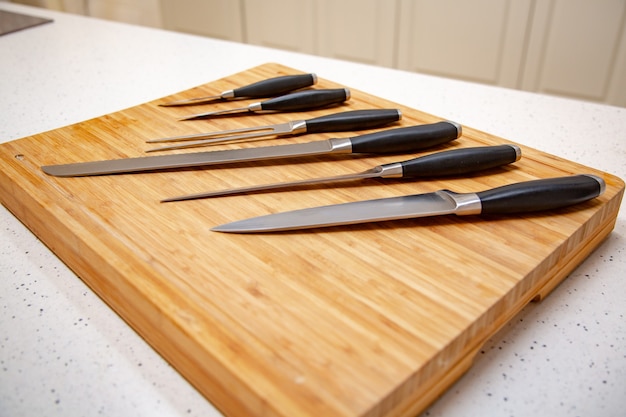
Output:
[{"xmin": 163, "ymin": 144, "xmax": 521, "ymax": 201}]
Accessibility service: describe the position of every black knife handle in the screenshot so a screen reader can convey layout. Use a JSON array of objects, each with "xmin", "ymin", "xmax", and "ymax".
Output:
[
  {"xmin": 349, "ymin": 121, "xmax": 461, "ymax": 154},
  {"xmin": 399, "ymin": 144, "xmax": 521, "ymax": 177},
  {"xmin": 232, "ymin": 74, "xmax": 317, "ymax": 98},
  {"xmin": 477, "ymin": 174, "xmax": 605, "ymax": 214},
  {"xmin": 258, "ymin": 89, "xmax": 350, "ymax": 112},
  {"xmin": 304, "ymin": 109, "xmax": 402, "ymax": 134}
]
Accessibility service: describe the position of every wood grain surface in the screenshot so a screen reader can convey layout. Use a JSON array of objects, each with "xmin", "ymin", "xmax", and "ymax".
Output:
[{"xmin": 0, "ymin": 63, "xmax": 623, "ymax": 417}]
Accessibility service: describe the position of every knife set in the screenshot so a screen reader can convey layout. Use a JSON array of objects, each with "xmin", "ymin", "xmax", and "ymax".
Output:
[{"xmin": 41, "ymin": 73, "xmax": 605, "ymax": 232}]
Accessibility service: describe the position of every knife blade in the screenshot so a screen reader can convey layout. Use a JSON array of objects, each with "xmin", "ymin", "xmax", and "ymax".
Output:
[
  {"xmin": 180, "ymin": 88, "xmax": 350, "ymax": 120},
  {"xmin": 210, "ymin": 174, "xmax": 605, "ymax": 233},
  {"xmin": 41, "ymin": 121, "xmax": 461, "ymax": 177},
  {"xmin": 159, "ymin": 73, "xmax": 317, "ymax": 106},
  {"xmin": 146, "ymin": 109, "xmax": 402, "ymax": 152},
  {"xmin": 162, "ymin": 144, "xmax": 521, "ymax": 201}
]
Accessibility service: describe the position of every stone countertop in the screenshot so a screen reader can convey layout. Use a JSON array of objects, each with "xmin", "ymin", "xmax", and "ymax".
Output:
[{"xmin": 1, "ymin": 3, "xmax": 624, "ymax": 417}]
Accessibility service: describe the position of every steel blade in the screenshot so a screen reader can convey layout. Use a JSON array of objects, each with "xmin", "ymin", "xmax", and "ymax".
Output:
[
  {"xmin": 41, "ymin": 140, "xmax": 338, "ymax": 177},
  {"xmin": 162, "ymin": 168, "xmax": 383, "ymax": 202},
  {"xmin": 146, "ymin": 130, "xmax": 276, "ymax": 152},
  {"xmin": 146, "ymin": 124, "xmax": 285, "ymax": 143},
  {"xmin": 179, "ymin": 106, "xmax": 250, "ymax": 121},
  {"xmin": 159, "ymin": 95, "xmax": 222, "ymax": 107},
  {"xmin": 211, "ymin": 190, "xmax": 467, "ymax": 233}
]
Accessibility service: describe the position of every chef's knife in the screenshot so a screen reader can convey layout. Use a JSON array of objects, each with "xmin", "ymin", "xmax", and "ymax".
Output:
[
  {"xmin": 163, "ymin": 144, "xmax": 520, "ymax": 201},
  {"xmin": 180, "ymin": 88, "xmax": 350, "ymax": 120},
  {"xmin": 211, "ymin": 174, "xmax": 605, "ymax": 233},
  {"xmin": 159, "ymin": 73, "xmax": 317, "ymax": 106},
  {"xmin": 41, "ymin": 121, "xmax": 461, "ymax": 177},
  {"xmin": 146, "ymin": 109, "xmax": 402, "ymax": 152}
]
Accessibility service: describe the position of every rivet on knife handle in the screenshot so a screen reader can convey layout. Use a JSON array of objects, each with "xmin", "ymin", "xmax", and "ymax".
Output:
[
  {"xmin": 180, "ymin": 88, "xmax": 350, "ymax": 120},
  {"xmin": 159, "ymin": 73, "xmax": 317, "ymax": 107}
]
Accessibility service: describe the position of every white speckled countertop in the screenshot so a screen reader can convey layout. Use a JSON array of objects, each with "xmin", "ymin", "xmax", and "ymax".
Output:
[{"xmin": 1, "ymin": 3, "xmax": 624, "ymax": 417}]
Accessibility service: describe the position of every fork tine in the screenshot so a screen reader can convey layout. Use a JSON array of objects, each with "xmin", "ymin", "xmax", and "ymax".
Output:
[
  {"xmin": 145, "ymin": 128, "xmax": 292, "ymax": 152},
  {"xmin": 146, "ymin": 123, "xmax": 287, "ymax": 144}
]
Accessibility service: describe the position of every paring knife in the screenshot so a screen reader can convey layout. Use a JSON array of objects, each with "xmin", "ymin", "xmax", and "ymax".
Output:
[
  {"xmin": 146, "ymin": 109, "xmax": 402, "ymax": 152},
  {"xmin": 211, "ymin": 174, "xmax": 605, "ymax": 233},
  {"xmin": 180, "ymin": 88, "xmax": 350, "ymax": 121},
  {"xmin": 159, "ymin": 73, "xmax": 317, "ymax": 107},
  {"xmin": 41, "ymin": 121, "xmax": 461, "ymax": 177},
  {"xmin": 163, "ymin": 144, "xmax": 521, "ymax": 202}
]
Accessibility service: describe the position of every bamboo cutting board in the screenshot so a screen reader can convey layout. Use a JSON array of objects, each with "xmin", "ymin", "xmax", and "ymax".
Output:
[{"xmin": 1, "ymin": 63, "xmax": 623, "ymax": 417}]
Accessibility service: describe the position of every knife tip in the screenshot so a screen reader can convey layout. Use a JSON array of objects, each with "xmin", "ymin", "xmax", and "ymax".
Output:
[
  {"xmin": 161, "ymin": 195, "xmax": 189, "ymax": 202},
  {"xmin": 178, "ymin": 115, "xmax": 203, "ymax": 121},
  {"xmin": 41, "ymin": 165, "xmax": 66, "ymax": 177},
  {"xmin": 210, "ymin": 225, "xmax": 239, "ymax": 233}
]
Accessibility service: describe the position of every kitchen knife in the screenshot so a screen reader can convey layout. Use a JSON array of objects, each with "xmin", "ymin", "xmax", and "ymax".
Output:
[
  {"xmin": 146, "ymin": 109, "xmax": 403, "ymax": 152},
  {"xmin": 163, "ymin": 144, "xmax": 521, "ymax": 201},
  {"xmin": 211, "ymin": 174, "xmax": 605, "ymax": 233},
  {"xmin": 41, "ymin": 121, "xmax": 461, "ymax": 177},
  {"xmin": 180, "ymin": 88, "xmax": 350, "ymax": 120},
  {"xmin": 159, "ymin": 73, "xmax": 317, "ymax": 106}
]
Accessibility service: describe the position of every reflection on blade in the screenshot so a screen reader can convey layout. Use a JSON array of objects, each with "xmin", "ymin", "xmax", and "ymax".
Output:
[
  {"xmin": 211, "ymin": 191, "xmax": 459, "ymax": 233},
  {"xmin": 162, "ymin": 169, "xmax": 383, "ymax": 201}
]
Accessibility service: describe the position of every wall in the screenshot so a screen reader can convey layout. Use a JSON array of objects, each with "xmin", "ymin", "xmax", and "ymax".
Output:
[{"xmin": 10, "ymin": 0, "xmax": 626, "ymax": 107}]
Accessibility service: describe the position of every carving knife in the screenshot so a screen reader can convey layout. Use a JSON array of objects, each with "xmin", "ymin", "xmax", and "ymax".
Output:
[
  {"xmin": 146, "ymin": 109, "xmax": 402, "ymax": 152},
  {"xmin": 179, "ymin": 88, "xmax": 350, "ymax": 120},
  {"xmin": 41, "ymin": 121, "xmax": 461, "ymax": 177},
  {"xmin": 159, "ymin": 73, "xmax": 317, "ymax": 106},
  {"xmin": 162, "ymin": 144, "xmax": 521, "ymax": 202},
  {"xmin": 211, "ymin": 174, "xmax": 606, "ymax": 233}
]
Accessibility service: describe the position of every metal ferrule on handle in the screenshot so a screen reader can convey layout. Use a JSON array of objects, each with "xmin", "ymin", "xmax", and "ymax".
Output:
[
  {"xmin": 248, "ymin": 102, "xmax": 263, "ymax": 112},
  {"xmin": 440, "ymin": 191, "xmax": 483, "ymax": 215},
  {"xmin": 220, "ymin": 90, "xmax": 236, "ymax": 99},
  {"xmin": 327, "ymin": 137, "xmax": 354, "ymax": 153},
  {"xmin": 289, "ymin": 120, "xmax": 309, "ymax": 135},
  {"xmin": 375, "ymin": 162, "xmax": 404, "ymax": 178}
]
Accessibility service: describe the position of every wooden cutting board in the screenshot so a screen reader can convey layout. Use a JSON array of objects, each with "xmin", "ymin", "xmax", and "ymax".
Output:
[{"xmin": 1, "ymin": 63, "xmax": 623, "ymax": 417}]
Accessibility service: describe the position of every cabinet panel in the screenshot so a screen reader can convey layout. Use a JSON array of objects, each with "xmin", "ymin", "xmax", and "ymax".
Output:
[
  {"xmin": 606, "ymin": 17, "xmax": 626, "ymax": 107},
  {"xmin": 522, "ymin": 0, "xmax": 626, "ymax": 103},
  {"xmin": 397, "ymin": 0, "xmax": 532, "ymax": 87},
  {"xmin": 90, "ymin": 0, "xmax": 162, "ymax": 28},
  {"xmin": 243, "ymin": 0, "xmax": 315, "ymax": 53},
  {"xmin": 10, "ymin": 0, "xmax": 87, "ymax": 13},
  {"xmin": 316, "ymin": 0, "xmax": 397, "ymax": 66},
  {"xmin": 160, "ymin": 0, "xmax": 244, "ymax": 42}
]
